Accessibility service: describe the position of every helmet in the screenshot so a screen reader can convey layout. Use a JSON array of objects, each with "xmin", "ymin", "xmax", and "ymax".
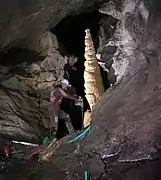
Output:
[{"xmin": 60, "ymin": 79, "xmax": 71, "ymax": 86}]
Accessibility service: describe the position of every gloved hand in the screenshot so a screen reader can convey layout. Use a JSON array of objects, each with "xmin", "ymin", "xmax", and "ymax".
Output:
[{"xmin": 75, "ymin": 96, "xmax": 83, "ymax": 106}]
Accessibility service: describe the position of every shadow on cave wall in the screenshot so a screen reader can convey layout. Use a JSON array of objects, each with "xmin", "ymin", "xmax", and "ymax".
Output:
[{"xmin": 0, "ymin": 47, "xmax": 44, "ymax": 66}]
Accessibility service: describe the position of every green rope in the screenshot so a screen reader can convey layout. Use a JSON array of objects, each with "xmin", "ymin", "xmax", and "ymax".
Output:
[
  {"xmin": 67, "ymin": 126, "xmax": 91, "ymax": 143},
  {"xmin": 84, "ymin": 170, "xmax": 90, "ymax": 180},
  {"xmin": 84, "ymin": 170, "xmax": 88, "ymax": 180}
]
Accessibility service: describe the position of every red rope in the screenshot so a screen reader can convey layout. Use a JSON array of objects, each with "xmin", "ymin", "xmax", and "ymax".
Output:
[{"xmin": 26, "ymin": 145, "xmax": 46, "ymax": 160}]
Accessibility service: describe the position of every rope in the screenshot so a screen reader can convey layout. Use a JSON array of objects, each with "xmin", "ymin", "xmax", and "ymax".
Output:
[
  {"xmin": 84, "ymin": 171, "xmax": 88, "ymax": 180},
  {"xmin": 26, "ymin": 145, "xmax": 46, "ymax": 160},
  {"xmin": 36, "ymin": 125, "xmax": 91, "ymax": 162},
  {"xmin": 67, "ymin": 126, "xmax": 91, "ymax": 143},
  {"xmin": 84, "ymin": 170, "xmax": 90, "ymax": 180}
]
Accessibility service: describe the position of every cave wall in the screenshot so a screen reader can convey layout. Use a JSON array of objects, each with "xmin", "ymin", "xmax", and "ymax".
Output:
[{"xmin": 91, "ymin": 0, "xmax": 161, "ymax": 177}]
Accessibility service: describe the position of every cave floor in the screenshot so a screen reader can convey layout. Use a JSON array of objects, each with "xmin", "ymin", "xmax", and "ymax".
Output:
[
  {"xmin": 0, "ymin": 152, "xmax": 161, "ymax": 180},
  {"xmin": 0, "ymin": 159, "xmax": 66, "ymax": 180}
]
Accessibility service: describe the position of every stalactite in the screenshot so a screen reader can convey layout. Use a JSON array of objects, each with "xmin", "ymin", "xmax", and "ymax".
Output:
[{"xmin": 84, "ymin": 28, "xmax": 105, "ymax": 110}]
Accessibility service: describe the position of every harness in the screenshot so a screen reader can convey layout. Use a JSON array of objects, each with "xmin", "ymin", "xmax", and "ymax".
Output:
[{"xmin": 50, "ymin": 88, "xmax": 63, "ymax": 103}]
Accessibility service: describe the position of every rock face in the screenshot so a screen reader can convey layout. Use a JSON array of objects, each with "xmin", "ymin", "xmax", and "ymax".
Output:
[
  {"xmin": 93, "ymin": 0, "xmax": 161, "ymax": 162},
  {"xmin": 99, "ymin": 0, "xmax": 123, "ymax": 20},
  {"xmin": 0, "ymin": 30, "xmax": 78, "ymax": 142},
  {"xmin": 92, "ymin": 0, "xmax": 161, "ymax": 178}
]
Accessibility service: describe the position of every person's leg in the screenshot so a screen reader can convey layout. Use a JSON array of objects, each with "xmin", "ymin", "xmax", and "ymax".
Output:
[
  {"xmin": 48, "ymin": 103, "xmax": 59, "ymax": 132},
  {"xmin": 60, "ymin": 98, "xmax": 77, "ymax": 131},
  {"xmin": 54, "ymin": 116, "xmax": 58, "ymax": 130},
  {"xmin": 59, "ymin": 110, "xmax": 73, "ymax": 133}
]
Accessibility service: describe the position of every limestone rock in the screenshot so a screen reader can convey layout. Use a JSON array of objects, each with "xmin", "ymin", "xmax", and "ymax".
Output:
[
  {"xmin": 37, "ymin": 72, "xmax": 56, "ymax": 82},
  {"xmin": 67, "ymin": 56, "xmax": 78, "ymax": 66},
  {"xmin": 99, "ymin": 0, "xmax": 123, "ymax": 20},
  {"xmin": 28, "ymin": 63, "xmax": 41, "ymax": 74},
  {"xmin": 26, "ymin": 31, "xmax": 59, "ymax": 55},
  {"xmin": 40, "ymin": 49, "xmax": 66, "ymax": 71}
]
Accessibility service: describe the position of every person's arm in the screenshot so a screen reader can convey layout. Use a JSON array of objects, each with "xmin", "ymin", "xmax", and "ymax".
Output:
[{"xmin": 59, "ymin": 88, "xmax": 78, "ymax": 101}]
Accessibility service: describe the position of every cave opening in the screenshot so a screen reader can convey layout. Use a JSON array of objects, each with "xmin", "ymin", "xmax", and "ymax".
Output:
[{"xmin": 51, "ymin": 11, "xmax": 111, "ymax": 138}]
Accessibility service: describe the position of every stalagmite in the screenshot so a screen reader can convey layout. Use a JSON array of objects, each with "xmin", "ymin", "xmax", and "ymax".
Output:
[{"xmin": 84, "ymin": 29, "xmax": 105, "ymax": 110}]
